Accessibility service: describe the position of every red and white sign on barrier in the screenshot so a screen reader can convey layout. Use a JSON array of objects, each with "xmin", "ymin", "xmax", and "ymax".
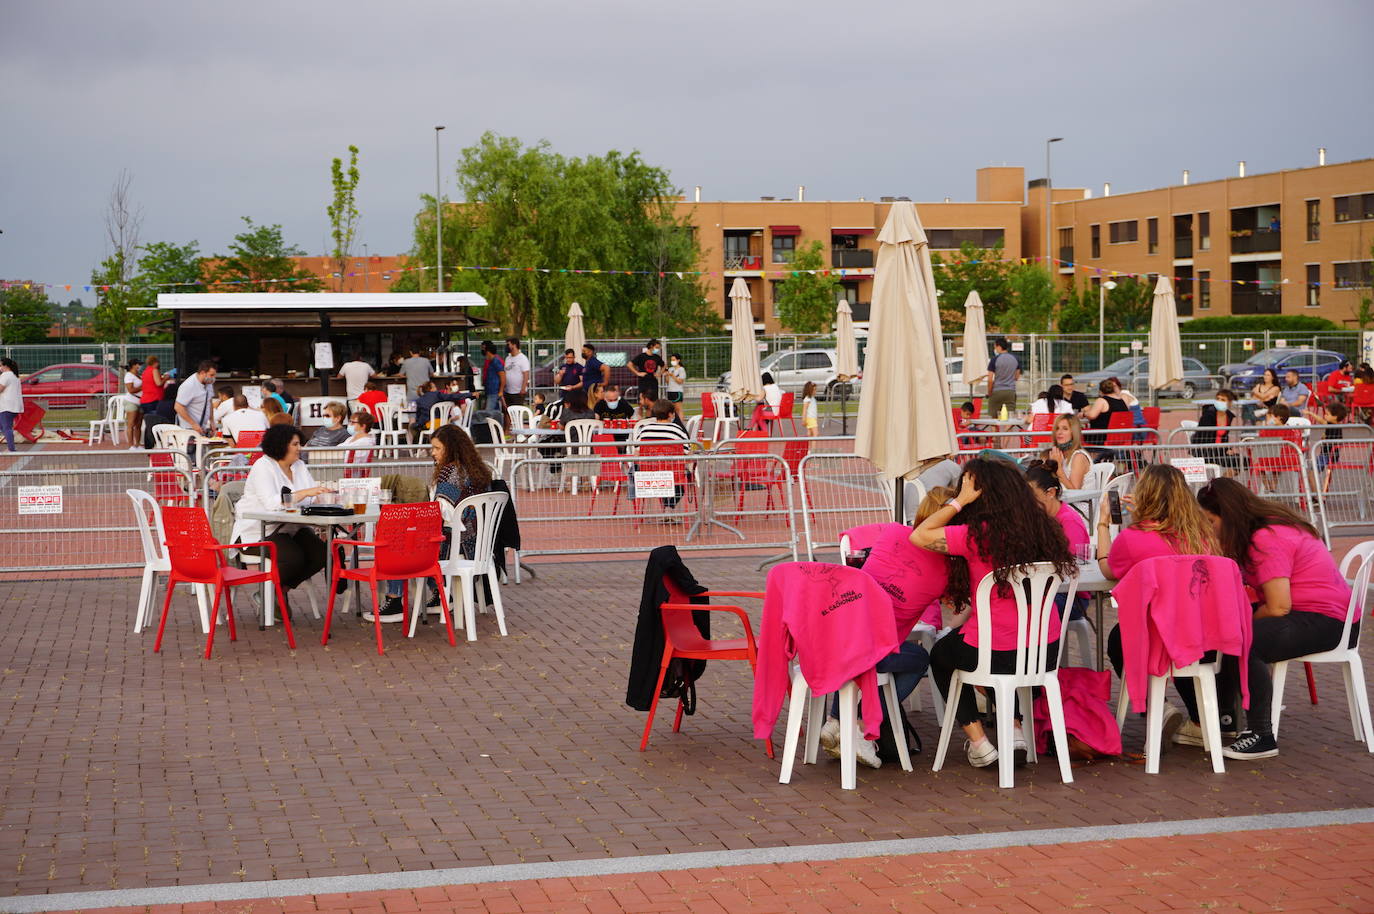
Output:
[{"xmin": 17, "ymin": 485, "xmax": 63, "ymax": 515}]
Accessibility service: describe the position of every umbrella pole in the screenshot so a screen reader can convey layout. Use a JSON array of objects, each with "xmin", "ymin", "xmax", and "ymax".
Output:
[
  {"xmin": 893, "ymin": 477, "xmax": 905, "ymax": 524},
  {"xmin": 840, "ymin": 380, "xmax": 849, "ymax": 435}
]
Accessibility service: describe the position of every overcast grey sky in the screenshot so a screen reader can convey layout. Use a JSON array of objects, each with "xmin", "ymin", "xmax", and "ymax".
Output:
[{"xmin": 3, "ymin": 0, "xmax": 1372, "ymax": 303}]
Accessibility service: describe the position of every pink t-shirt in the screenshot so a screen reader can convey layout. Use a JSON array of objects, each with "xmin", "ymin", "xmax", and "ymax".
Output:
[
  {"xmin": 1108, "ymin": 527, "xmax": 1183, "ymax": 581},
  {"xmin": 1245, "ymin": 525, "xmax": 1352, "ymax": 623},
  {"xmin": 1055, "ymin": 502, "xmax": 1089, "ymax": 552},
  {"xmin": 945, "ymin": 524, "xmax": 1060, "ymax": 650},
  {"xmin": 862, "ymin": 523, "xmax": 949, "ymax": 640}
]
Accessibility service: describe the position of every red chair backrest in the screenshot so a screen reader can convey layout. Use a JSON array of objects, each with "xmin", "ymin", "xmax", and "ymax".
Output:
[
  {"xmin": 372, "ymin": 502, "xmax": 444, "ymax": 578},
  {"xmin": 1140, "ymin": 406, "xmax": 1161, "ymax": 429},
  {"xmin": 1030, "ymin": 413, "xmax": 1054, "ymax": 432},
  {"xmin": 660, "ymin": 574, "xmax": 711, "ymax": 651},
  {"xmin": 701, "ymin": 392, "xmax": 717, "ymax": 419},
  {"xmin": 1260, "ymin": 426, "xmax": 1304, "ymax": 446},
  {"xmin": 951, "ymin": 408, "xmax": 966, "ymax": 432},
  {"xmin": 972, "ymin": 397, "xmax": 983, "ymax": 418},
  {"xmin": 1314, "ymin": 380, "xmax": 1331, "ymax": 403},
  {"xmin": 1103, "ymin": 410, "xmax": 1136, "ymax": 446},
  {"xmin": 149, "ymin": 453, "xmax": 189, "ymax": 504},
  {"xmin": 162, "ymin": 506, "xmax": 221, "ymax": 581},
  {"xmin": 1353, "ymin": 385, "xmax": 1374, "ymax": 407},
  {"xmin": 782, "ymin": 439, "xmax": 809, "ymax": 476},
  {"xmin": 776, "ymin": 391, "xmax": 795, "ymax": 419},
  {"xmin": 639, "ymin": 443, "xmax": 690, "ymax": 482},
  {"xmin": 237, "ymin": 429, "xmax": 265, "ymax": 450}
]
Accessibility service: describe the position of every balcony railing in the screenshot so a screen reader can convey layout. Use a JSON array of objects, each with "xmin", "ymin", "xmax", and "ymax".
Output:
[
  {"xmin": 723, "ymin": 254, "xmax": 763, "ymax": 271},
  {"xmin": 1230, "ymin": 229, "xmax": 1282, "ymax": 255},
  {"xmin": 1058, "ymin": 246, "xmax": 1074, "ymax": 264},
  {"xmin": 1174, "ymin": 236, "xmax": 1193, "ymax": 258},
  {"xmin": 1231, "ymin": 288, "xmax": 1282, "ymax": 315},
  {"xmin": 831, "ymin": 249, "xmax": 874, "ymax": 268}
]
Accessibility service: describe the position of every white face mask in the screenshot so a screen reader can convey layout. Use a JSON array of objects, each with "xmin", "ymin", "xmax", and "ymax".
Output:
[
  {"xmin": 350, "ymin": 425, "xmax": 363, "ymax": 436},
  {"xmin": 606, "ymin": 398, "xmax": 620, "ymax": 408}
]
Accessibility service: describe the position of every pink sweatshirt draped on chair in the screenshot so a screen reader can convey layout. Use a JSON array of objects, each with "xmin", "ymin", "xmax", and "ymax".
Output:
[
  {"xmin": 1113, "ymin": 554, "xmax": 1254, "ymax": 714},
  {"xmin": 752, "ymin": 563, "xmax": 900, "ymax": 741}
]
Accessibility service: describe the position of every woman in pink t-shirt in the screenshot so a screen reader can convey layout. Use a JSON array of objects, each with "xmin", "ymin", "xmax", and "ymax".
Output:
[
  {"xmin": 1197, "ymin": 478, "xmax": 1353, "ymax": 760},
  {"xmin": 1096, "ymin": 464, "xmax": 1220, "ymax": 746},
  {"xmin": 912, "ymin": 458, "xmax": 1075, "ymax": 770}
]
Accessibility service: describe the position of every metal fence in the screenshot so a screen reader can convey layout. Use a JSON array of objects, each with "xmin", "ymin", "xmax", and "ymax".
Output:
[
  {"xmin": 0, "ymin": 449, "xmax": 194, "ymax": 573},
  {"xmin": 796, "ymin": 453, "xmax": 893, "ymax": 562},
  {"xmin": 0, "ymin": 343, "xmax": 175, "ymax": 385}
]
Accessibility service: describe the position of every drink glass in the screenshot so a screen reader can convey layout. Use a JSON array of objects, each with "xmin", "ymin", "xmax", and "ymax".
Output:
[{"xmin": 1073, "ymin": 542, "xmax": 1095, "ymax": 565}]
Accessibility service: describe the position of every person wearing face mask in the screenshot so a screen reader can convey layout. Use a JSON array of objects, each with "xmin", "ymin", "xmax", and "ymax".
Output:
[
  {"xmin": 342, "ymin": 411, "xmax": 377, "ymax": 449},
  {"xmin": 663, "ymin": 352, "xmax": 686, "ymax": 403},
  {"xmin": 594, "ymin": 384, "xmax": 635, "ymax": 423}
]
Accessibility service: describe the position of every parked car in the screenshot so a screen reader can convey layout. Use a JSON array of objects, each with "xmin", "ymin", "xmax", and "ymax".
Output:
[
  {"xmin": 1219, "ymin": 347, "xmax": 1347, "ymax": 394},
  {"xmin": 717, "ymin": 348, "xmax": 863, "ymax": 401},
  {"xmin": 944, "ymin": 356, "xmax": 981, "ymax": 400},
  {"xmin": 20, "ymin": 363, "xmax": 121, "ymax": 407},
  {"xmin": 1075, "ymin": 356, "xmax": 1216, "ymax": 399},
  {"xmin": 530, "ymin": 343, "xmax": 640, "ymax": 395}
]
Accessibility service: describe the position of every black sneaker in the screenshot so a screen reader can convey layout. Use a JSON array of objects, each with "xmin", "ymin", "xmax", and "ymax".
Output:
[
  {"xmin": 363, "ymin": 596, "xmax": 405, "ymax": 623},
  {"xmin": 1222, "ymin": 730, "xmax": 1278, "ymax": 760}
]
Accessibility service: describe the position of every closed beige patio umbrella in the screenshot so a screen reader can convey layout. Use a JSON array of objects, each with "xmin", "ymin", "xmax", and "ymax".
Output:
[
  {"xmin": 834, "ymin": 297, "xmax": 861, "ymax": 434},
  {"xmin": 961, "ymin": 290, "xmax": 989, "ymax": 394},
  {"xmin": 856, "ymin": 202, "xmax": 957, "ymax": 507},
  {"xmin": 564, "ymin": 301, "xmax": 587, "ymax": 364},
  {"xmin": 1147, "ymin": 276, "xmax": 1185, "ymax": 400},
  {"xmin": 728, "ymin": 278, "xmax": 763, "ymax": 402}
]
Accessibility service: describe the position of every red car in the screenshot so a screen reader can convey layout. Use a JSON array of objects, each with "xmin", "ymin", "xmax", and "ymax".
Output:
[{"xmin": 21, "ymin": 363, "xmax": 121, "ymax": 407}]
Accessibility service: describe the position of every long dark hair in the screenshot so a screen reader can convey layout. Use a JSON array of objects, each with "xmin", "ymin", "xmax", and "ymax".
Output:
[
  {"xmin": 1038, "ymin": 384, "xmax": 1065, "ymax": 413},
  {"xmin": 1196, "ymin": 476, "xmax": 1317, "ymax": 569},
  {"xmin": 944, "ymin": 458, "xmax": 1075, "ymax": 609},
  {"xmin": 431, "ymin": 424, "xmax": 491, "ymax": 490}
]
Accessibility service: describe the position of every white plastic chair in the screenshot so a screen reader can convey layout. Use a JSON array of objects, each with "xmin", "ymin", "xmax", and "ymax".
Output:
[
  {"xmin": 455, "ymin": 398, "xmax": 475, "ymax": 431},
  {"xmin": 709, "ymin": 392, "xmax": 738, "ymax": 444},
  {"xmin": 778, "ymin": 664, "xmax": 913, "ymax": 791},
  {"xmin": 89, "ymin": 397, "xmax": 127, "ymax": 446},
  {"xmin": 932, "ymin": 563, "xmax": 1076, "ymax": 789},
  {"xmin": 409, "ymin": 491, "xmax": 509, "ymax": 641},
  {"xmin": 417, "ymin": 402, "xmax": 451, "ymax": 443},
  {"xmin": 484, "ymin": 418, "xmax": 519, "ymax": 480},
  {"xmin": 1271, "ymin": 541, "xmax": 1374, "ymax": 750},
  {"xmin": 684, "ymin": 414, "xmax": 703, "ymax": 445},
  {"xmin": 152, "ymin": 424, "xmax": 195, "ymax": 452},
  {"xmin": 507, "ymin": 404, "xmax": 534, "ymax": 430},
  {"xmin": 1115, "ymin": 653, "xmax": 1227, "ymax": 774},
  {"xmin": 560, "ymin": 419, "xmax": 602, "ymax": 495},
  {"xmin": 373, "ymin": 403, "xmax": 407, "ymax": 455},
  {"xmin": 126, "ymin": 489, "xmax": 208, "ymax": 634}
]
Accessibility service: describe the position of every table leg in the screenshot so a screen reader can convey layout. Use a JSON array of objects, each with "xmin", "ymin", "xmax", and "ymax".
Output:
[{"xmin": 1095, "ymin": 593, "xmax": 1106, "ymax": 670}]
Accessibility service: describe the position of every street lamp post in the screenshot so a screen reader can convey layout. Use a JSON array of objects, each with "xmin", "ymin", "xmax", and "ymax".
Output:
[
  {"xmin": 1098, "ymin": 279, "xmax": 1117, "ymax": 370},
  {"xmin": 435, "ymin": 126, "xmax": 445, "ymax": 293},
  {"xmin": 1045, "ymin": 137, "xmax": 1063, "ymax": 271}
]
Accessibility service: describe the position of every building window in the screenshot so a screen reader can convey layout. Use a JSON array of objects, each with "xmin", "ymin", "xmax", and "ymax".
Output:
[
  {"xmin": 1108, "ymin": 220, "xmax": 1139, "ymax": 244},
  {"xmin": 770, "ymin": 280, "xmax": 785, "ymax": 315},
  {"xmin": 1306, "ymin": 199, "xmax": 1320, "ymax": 241},
  {"xmin": 1306, "ymin": 264, "xmax": 1320, "ymax": 308},
  {"xmin": 771, "ymin": 234, "xmax": 795, "ymax": 263},
  {"xmin": 1198, "ymin": 212, "xmax": 1211, "ymax": 251},
  {"xmin": 1147, "ymin": 218, "xmax": 1158, "ymax": 254},
  {"xmin": 1334, "ymin": 261, "xmax": 1374, "ymax": 289},
  {"xmin": 1334, "ymin": 193, "xmax": 1374, "ymax": 223},
  {"xmin": 1090, "ymin": 224, "xmax": 1101, "ymax": 258},
  {"xmin": 1057, "ymin": 227, "xmax": 1073, "ymax": 263},
  {"xmin": 926, "ymin": 228, "xmax": 1005, "ymax": 249},
  {"xmin": 1199, "ymin": 270, "xmax": 1210, "ymax": 309},
  {"xmin": 838, "ymin": 281, "xmax": 859, "ymax": 304}
]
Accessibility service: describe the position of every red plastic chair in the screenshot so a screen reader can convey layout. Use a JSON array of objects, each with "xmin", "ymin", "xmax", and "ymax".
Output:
[
  {"xmin": 972, "ymin": 397, "xmax": 984, "ymax": 418},
  {"xmin": 700, "ymin": 391, "xmax": 717, "ymax": 421},
  {"xmin": 235, "ymin": 429, "xmax": 266, "ymax": 451},
  {"xmin": 1353, "ymin": 384, "xmax": 1374, "ymax": 422},
  {"xmin": 717, "ymin": 431, "xmax": 786, "ymax": 519},
  {"xmin": 1102, "ymin": 411, "xmax": 1139, "ymax": 470},
  {"xmin": 152, "ymin": 506, "xmax": 295, "ymax": 659},
  {"xmin": 586, "ymin": 433, "xmax": 638, "ymax": 517},
  {"xmin": 635, "ymin": 442, "xmax": 698, "ymax": 526},
  {"xmin": 148, "ymin": 452, "xmax": 194, "ymax": 506},
  {"xmin": 1021, "ymin": 412, "xmax": 1054, "ymax": 449},
  {"xmin": 640, "ymin": 576, "xmax": 772, "ymax": 757},
  {"xmin": 1139, "ymin": 406, "xmax": 1161, "ymax": 431},
  {"xmin": 1313, "ymin": 380, "xmax": 1332, "ymax": 408},
  {"xmin": 1251, "ymin": 426, "xmax": 1305, "ymax": 478},
  {"xmin": 759, "ymin": 391, "xmax": 799, "ymax": 436},
  {"xmin": 322, "ymin": 502, "xmax": 455, "ymax": 655}
]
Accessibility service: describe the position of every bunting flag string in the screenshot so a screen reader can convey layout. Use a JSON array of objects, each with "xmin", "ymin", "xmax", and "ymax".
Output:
[{"xmin": 1, "ymin": 254, "xmax": 1354, "ymax": 295}]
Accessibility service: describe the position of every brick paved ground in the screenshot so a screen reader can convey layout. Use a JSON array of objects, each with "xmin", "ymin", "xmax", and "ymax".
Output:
[
  {"xmin": 35, "ymin": 823, "xmax": 1374, "ymax": 913},
  {"xmin": 2, "ymin": 555, "xmax": 1372, "ymax": 903}
]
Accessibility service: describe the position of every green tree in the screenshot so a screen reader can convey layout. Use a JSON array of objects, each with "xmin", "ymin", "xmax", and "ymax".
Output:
[
  {"xmin": 773, "ymin": 240, "xmax": 840, "ymax": 333},
  {"xmin": 206, "ymin": 218, "xmax": 323, "ymax": 292},
  {"xmin": 0, "ymin": 284, "xmax": 54, "ymax": 344},
  {"xmin": 327, "ymin": 145, "xmax": 361, "ymax": 292},
  {"xmin": 91, "ymin": 240, "xmax": 203, "ymax": 342},
  {"xmin": 1104, "ymin": 277, "xmax": 1154, "ymax": 332},
  {"xmin": 396, "ymin": 132, "xmax": 709, "ymax": 337},
  {"xmin": 929, "ymin": 241, "xmax": 1011, "ymax": 331},
  {"xmin": 1001, "ymin": 263, "xmax": 1058, "ymax": 332}
]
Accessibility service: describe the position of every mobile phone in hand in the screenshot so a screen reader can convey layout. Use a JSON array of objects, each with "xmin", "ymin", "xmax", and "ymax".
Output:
[{"xmin": 1108, "ymin": 489, "xmax": 1123, "ymax": 526}]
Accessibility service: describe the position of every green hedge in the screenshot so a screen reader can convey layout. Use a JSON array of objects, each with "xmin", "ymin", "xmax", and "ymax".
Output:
[{"xmin": 1182, "ymin": 315, "xmax": 1340, "ymax": 333}]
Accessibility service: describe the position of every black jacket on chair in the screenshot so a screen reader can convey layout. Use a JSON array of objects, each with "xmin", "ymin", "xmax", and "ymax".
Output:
[
  {"xmin": 625, "ymin": 545, "xmax": 711, "ymax": 712},
  {"xmin": 489, "ymin": 479, "xmax": 520, "ymax": 576}
]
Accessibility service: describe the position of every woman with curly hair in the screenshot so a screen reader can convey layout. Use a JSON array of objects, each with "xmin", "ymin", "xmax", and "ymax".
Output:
[
  {"xmin": 912, "ymin": 458, "xmax": 1076, "ymax": 769},
  {"xmin": 1196, "ymin": 477, "xmax": 1353, "ymax": 760},
  {"xmin": 1099, "ymin": 464, "xmax": 1220, "ymax": 749}
]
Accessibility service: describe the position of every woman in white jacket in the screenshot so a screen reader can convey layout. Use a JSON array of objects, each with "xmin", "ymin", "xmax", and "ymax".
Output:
[{"xmin": 231, "ymin": 424, "xmax": 333, "ymax": 610}]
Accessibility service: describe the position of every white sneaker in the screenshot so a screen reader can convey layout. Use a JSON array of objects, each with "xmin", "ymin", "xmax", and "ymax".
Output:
[
  {"xmin": 965, "ymin": 738, "xmax": 998, "ymax": 768},
  {"xmin": 818, "ymin": 718, "xmax": 841, "ymax": 758},
  {"xmin": 854, "ymin": 730, "xmax": 882, "ymax": 769},
  {"xmin": 1012, "ymin": 729, "xmax": 1029, "ymax": 767},
  {"xmin": 1173, "ymin": 719, "xmax": 1204, "ymax": 747},
  {"xmin": 1160, "ymin": 703, "xmax": 1185, "ymax": 753}
]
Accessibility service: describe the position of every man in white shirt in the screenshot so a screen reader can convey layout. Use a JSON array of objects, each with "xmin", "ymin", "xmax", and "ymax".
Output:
[
  {"xmin": 175, "ymin": 361, "xmax": 218, "ymax": 436},
  {"xmin": 212, "ymin": 384, "xmax": 236, "ymax": 426},
  {"xmin": 220, "ymin": 395, "xmax": 269, "ymax": 443},
  {"xmin": 503, "ymin": 337, "xmax": 531, "ymax": 407},
  {"xmin": 336, "ymin": 355, "xmax": 376, "ymax": 400}
]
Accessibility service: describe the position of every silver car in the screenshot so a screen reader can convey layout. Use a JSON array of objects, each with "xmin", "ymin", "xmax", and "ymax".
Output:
[
  {"xmin": 1075, "ymin": 356, "xmax": 1216, "ymax": 399},
  {"xmin": 718, "ymin": 348, "xmax": 862, "ymax": 400}
]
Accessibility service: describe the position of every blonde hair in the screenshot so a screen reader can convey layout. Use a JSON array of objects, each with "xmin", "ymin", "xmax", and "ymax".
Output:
[
  {"xmin": 914, "ymin": 485, "xmax": 957, "ymax": 525},
  {"xmin": 1051, "ymin": 414, "xmax": 1084, "ymax": 455},
  {"xmin": 1130, "ymin": 464, "xmax": 1217, "ymax": 556}
]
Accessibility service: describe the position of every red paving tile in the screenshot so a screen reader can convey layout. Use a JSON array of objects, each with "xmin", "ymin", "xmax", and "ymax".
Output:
[{"xmin": 37, "ymin": 823, "xmax": 1374, "ymax": 913}]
